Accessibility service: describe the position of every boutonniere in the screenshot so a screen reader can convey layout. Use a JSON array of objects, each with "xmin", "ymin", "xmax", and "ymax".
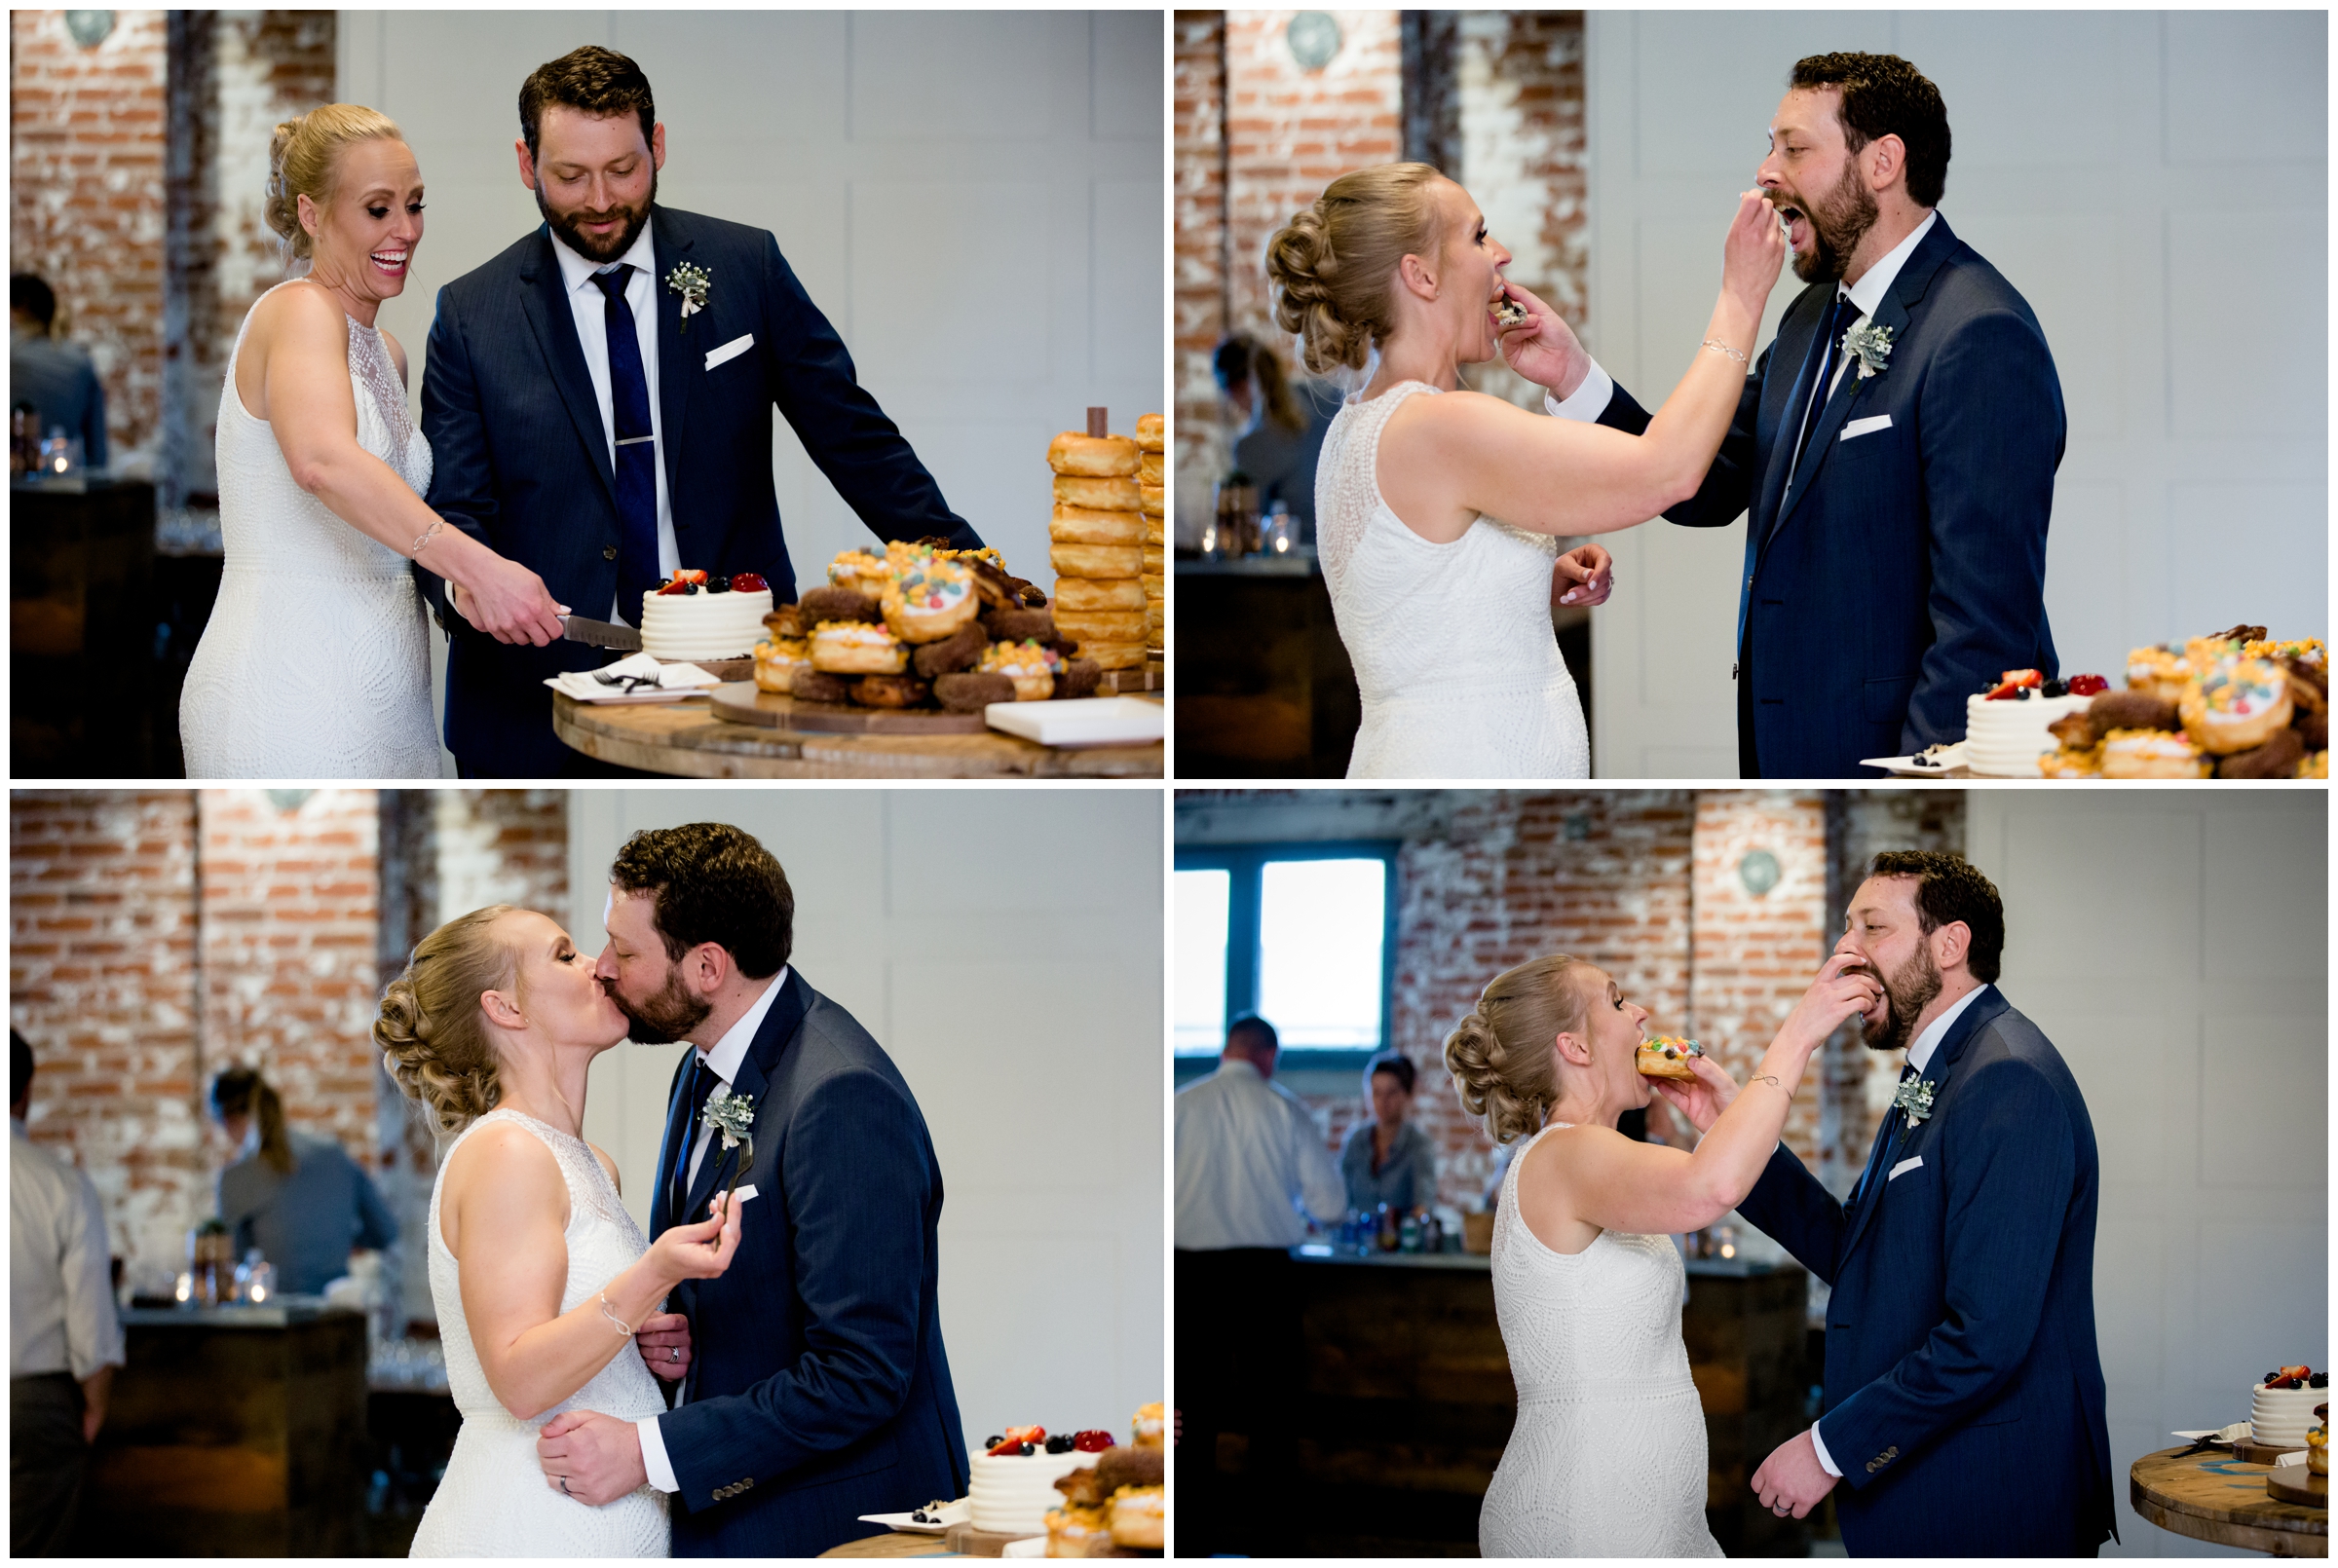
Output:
[
  {"xmin": 1892, "ymin": 1075, "xmax": 1938, "ymax": 1127},
  {"xmin": 699, "ymin": 1085, "xmax": 756, "ymax": 1213},
  {"xmin": 1843, "ymin": 319, "xmax": 1896, "ymax": 381},
  {"xmin": 666, "ymin": 262, "xmax": 711, "ymax": 335}
]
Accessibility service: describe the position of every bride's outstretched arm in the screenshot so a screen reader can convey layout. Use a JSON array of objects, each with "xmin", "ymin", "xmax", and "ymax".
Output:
[
  {"xmin": 1375, "ymin": 191, "xmax": 1783, "ymax": 542},
  {"xmin": 1528, "ymin": 953, "xmax": 1880, "ymax": 1237},
  {"xmin": 445, "ymin": 1123, "xmax": 741, "ymax": 1422}
]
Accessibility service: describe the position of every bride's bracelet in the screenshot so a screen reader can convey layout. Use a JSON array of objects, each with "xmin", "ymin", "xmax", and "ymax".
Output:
[
  {"xmin": 409, "ymin": 519, "xmax": 444, "ymax": 558},
  {"xmin": 1700, "ymin": 338, "xmax": 1749, "ymax": 366},
  {"xmin": 597, "ymin": 1290, "xmax": 637, "ymax": 1338}
]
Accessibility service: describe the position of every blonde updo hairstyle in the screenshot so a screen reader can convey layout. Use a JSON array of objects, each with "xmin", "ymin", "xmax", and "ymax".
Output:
[
  {"xmin": 375, "ymin": 904, "xmax": 521, "ymax": 1139},
  {"xmin": 266, "ymin": 103, "xmax": 406, "ymax": 263},
  {"xmin": 1265, "ymin": 161, "xmax": 1452, "ymax": 375},
  {"xmin": 1443, "ymin": 953, "xmax": 1597, "ymax": 1145}
]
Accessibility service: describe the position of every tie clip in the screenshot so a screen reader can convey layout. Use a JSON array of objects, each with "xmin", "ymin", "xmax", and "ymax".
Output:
[{"xmin": 615, "ymin": 435, "xmax": 655, "ymax": 446}]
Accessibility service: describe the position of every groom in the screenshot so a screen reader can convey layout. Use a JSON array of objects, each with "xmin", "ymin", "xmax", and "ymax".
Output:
[
  {"xmin": 535, "ymin": 823, "xmax": 966, "ymax": 1555},
  {"xmin": 420, "ymin": 46, "xmax": 985, "ymax": 777},
  {"xmin": 1725, "ymin": 852, "xmax": 2113, "ymax": 1554},
  {"xmin": 1512, "ymin": 53, "xmax": 2062, "ymax": 778}
]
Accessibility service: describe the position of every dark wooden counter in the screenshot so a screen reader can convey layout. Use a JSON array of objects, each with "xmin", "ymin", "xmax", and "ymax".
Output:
[
  {"xmin": 1278, "ymin": 1248, "xmax": 1811, "ymax": 1556},
  {"xmin": 1175, "ymin": 556, "xmax": 1358, "ymax": 776},
  {"xmin": 11, "ymin": 476, "xmax": 159, "ymax": 775},
  {"xmin": 77, "ymin": 1302, "xmax": 370, "ymax": 1556}
]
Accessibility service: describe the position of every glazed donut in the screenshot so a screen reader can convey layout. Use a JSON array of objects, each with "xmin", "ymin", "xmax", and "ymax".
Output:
[
  {"xmin": 1053, "ymin": 657, "xmax": 1102, "ymax": 699},
  {"xmin": 790, "ymin": 666, "xmax": 853, "ymax": 705},
  {"xmin": 1053, "ymin": 577, "xmax": 1148, "ymax": 613},
  {"xmin": 2180, "ymin": 656, "xmax": 2293, "ymax": 754},
  {"xmin": 762, "ymin": 604, "xmax": 803, "ymax": 640},
  {"xmin": 984, "ymin": 606, "xmax": 1056, "ymax": 643},
  {"xmin": 1048, "ymin": 430, "xmax": 1140, "ymax": 477},
  {"xmin": 977, "ymin": 639, "xmax": 1062, "ymax": 701},
  {"xmin": 1142, "ymin": 543, "xmax": 1165, "ymax": 575},
  {"xmin": 933, "ymin": 670, "xmax": 1015, "ymax": 712},
  {"xmin": 2099, "ymin": 728, "xmax": 2211, "ymax": 779},
  {"xmin": 2246, "ymin": 636, "xmax": 2325, "ymax": 668},
  {"xmin": 1109, "ymin": 1486, "xmax": 1164, "ymax": 1551},
  {"xmin": 1142, "ymin": 572, "xmax": 1164, "ymax": 601},
  {"xmin": 1053, "ymin": 473, "xmax": 1143, "ymax": 511},
  {"xmin": 1138, "ymin": 449, "xmax": 1164, "ymax": 485},
  {"xmin": 1636, "ymin": 1037, "xmax": 1704, "ymax": 1080},
  {"xmin": 752, "ymin": 634, "xmax": 811, "ymax": 693},
  {"xmin": 797, "ymin": 585, "xmax": 882, "ymax": 626},
  {"xmin": 910, "ymin": 618, "xmax": 987, "ymax": 679},
  {"xmin": 1145, "ymin": 513, "xmax": 1165, "ymax": 546},
  {"xmin": 810, "ymin": 620, "xmax": 908, "ymax": 675},
  {"xmin": 880, "ymin": 554, "xmax": 979, "ymax": 644},
  {"xmin": 1054, "ymin": 608, "xmax": 1149, "ymax": 646},
  {"xmin": 2126, "ymin": 645, "xmax": 2192, "ymax": 703},
  {"xmin": 2217, "ymin": 727, "xmax": 2305, "ymax": 780},
  {"xmin": 1049, "ymin": 504, "xmax": 1147, "ymax": 546},
  {"xmin": 850, "ymin": 673, "xmax": 931, "ymax": 708},
  {"xmin": 826, "ymin": 549, "xmax": 892, "ymax": 602},
  {"xmin": 2039, "ymin": 743, "xmax": 2102, "ymax": 779},
  {"xmin": 1133, "ymin": 412, "xmax": 1165, "ymax": 452},
  {"xmin": 1050, "ymin": 541, "xmax": 1142, "ymax": 579},
  {"xmin": 1139, "ymin": 482, "xmax": 1164, "ymax": 513},
  {"xmin": 1076, "ymin": 639, "xmax": 1149, "ymax": 671}
]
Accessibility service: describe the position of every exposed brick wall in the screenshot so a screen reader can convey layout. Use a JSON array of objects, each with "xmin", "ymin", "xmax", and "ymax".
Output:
[
  {"xmin": 10, "ymin": 791, "xmax": 203, "ymax": 1290},
  {"xmin": 1172, "ymin": 11, "xmax": 1228, "ymax": 541},
  {"xmin": 11, "ymin": 9, "xmax": 170, "ymax": 461}
]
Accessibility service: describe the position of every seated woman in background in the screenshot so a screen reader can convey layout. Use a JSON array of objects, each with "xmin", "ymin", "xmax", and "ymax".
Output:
[
  {"xmin": 1213, "ymin": 333, "xmax": 1338, "ymax": 542},
  {"xmin": 212, "ymin": 1064, "xmax": 399, "ymax": 1294},
  {"xmin": 1339, "ymin": 1051, "xmax": 1438, "ymax": 1215}
]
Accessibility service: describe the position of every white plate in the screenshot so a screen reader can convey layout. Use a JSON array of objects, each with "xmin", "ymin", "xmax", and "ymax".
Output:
[
  {"xmin": 857, "ymin": 1499, "xmax": 967, "ymax": 1534},
  {"xmin": 985, "ymin": 695, "xmax": 1164, "ymax": 748},
  {"xmin": 1861, "ymin": 744, "xmax": 1968, "ymax": 778},
  {"xmin": 1001, "ymin": 1538, "xmax": 1047, "ymax": 1557},
  {"xmin": 2173, "ymin": 1423, "xmax": 2251, "ymax": 1443}
]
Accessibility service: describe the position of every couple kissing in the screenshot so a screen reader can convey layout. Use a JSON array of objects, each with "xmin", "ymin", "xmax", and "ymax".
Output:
[{"xmin": 375, "ymin": 822, "xmax": 962, "ymax": 1557}]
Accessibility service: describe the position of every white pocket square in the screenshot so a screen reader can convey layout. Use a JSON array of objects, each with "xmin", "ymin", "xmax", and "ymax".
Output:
[
  {"xmin": 703, "ymin": 333, "xmax": 753, "ymax": 372},
  {"xmin": 1839, "ymin": 414, "xmax": 1893, "ymax": 441},
  {"xmin": 1888, "ymin": 1155, "xmax": 1923, "ymax": 1180}
]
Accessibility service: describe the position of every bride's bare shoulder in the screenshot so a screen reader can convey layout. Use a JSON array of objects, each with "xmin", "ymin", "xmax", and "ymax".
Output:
[
  {"xmin": 443, "ymin": 1117, "xmax": 562, "ymax": 1197},
  {"xmin": 245, "ymin": 279, "xmax": 349, "ymax": 352}
]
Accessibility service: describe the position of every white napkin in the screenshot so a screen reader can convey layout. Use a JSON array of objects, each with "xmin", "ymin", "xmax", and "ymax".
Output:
[{"xmin": 546, "ymin": 653, "xmax": 721, "ymax": 703}]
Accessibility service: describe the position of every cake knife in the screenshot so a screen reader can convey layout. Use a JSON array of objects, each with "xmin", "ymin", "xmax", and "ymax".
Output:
[{"xmin": 560, "ymin": 614, "xmax": 643, "ymax": 652}]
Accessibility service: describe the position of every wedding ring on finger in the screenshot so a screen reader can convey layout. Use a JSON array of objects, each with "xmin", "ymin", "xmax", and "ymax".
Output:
[{"xmin": 560, "ymin": 1476, "xmax": 573, "ymax": 1496}]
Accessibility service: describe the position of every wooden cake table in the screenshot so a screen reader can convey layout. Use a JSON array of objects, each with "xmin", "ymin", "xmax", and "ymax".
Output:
[
  {"xmin": 552, "ymin": 691, "xmax": 1162, "ymax": 778},
  {"xmin": 2131, "ymin": 1445, "xmax": 2327, "ymax": 1555}
]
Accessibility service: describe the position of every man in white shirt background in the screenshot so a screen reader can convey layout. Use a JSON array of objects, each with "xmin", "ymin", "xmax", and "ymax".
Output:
[
  {"xmin": 12, "ymin": 1030, "xmax": 127, "ymax": 1555},
  {"xmin": 1174, "ymin": 1014, "xmax": 1345, "ymax": 1554}
]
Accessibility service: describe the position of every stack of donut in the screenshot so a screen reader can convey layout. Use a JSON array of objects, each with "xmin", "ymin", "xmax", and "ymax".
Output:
[
  {"xmin": 1135, "ymin": 413, "xmax": 1165, "ymax": 651},
  {"xmin": 1047, "ymin": 420, "xmax": 1159, "ymax": 671},
  {"xmin": 2041, "ymin": 624, "xmax": 2327, "ymax": 779}
]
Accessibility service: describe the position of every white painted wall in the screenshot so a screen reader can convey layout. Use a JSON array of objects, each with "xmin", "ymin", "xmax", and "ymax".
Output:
[
  {"xmin": 562, "ymin": 788, "xmax": 1164, "ymax": 1457},
  {"xmin": 1584, "ymin": 13, "xmax": 2327, "ymax": 777},
  {"xmin": 1965, "ymin": 788, "xmax": 2326, "ymax": 1557},
  {"xmin": 336, "ymin": 12, "xmax": 1165, "ymax": 774}
]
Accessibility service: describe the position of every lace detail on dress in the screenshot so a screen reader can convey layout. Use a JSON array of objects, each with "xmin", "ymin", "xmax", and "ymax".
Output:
[
  {"xmin": 178, "ymin": 281, "xmax": 441, "ymax": 779},
  {"xmin": 1313, "ymin": 381, "xmax": 1590, "ymax": 780},
  {"xmin": 1477, "ymin": 1125, "xmax": 1720, "ymax": 1558},
  {"xmin": 410, "ymin": 1107, "xmax": 668, "ymax": 1558}
]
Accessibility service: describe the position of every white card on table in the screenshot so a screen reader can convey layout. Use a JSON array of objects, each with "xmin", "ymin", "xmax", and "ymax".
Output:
[{"xmin": 703, "ymin": 333, "xmax": 754, "ymax": 371}]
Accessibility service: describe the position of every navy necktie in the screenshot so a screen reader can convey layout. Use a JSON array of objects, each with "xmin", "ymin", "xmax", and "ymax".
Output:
[
  {"xmin": 669, "ymin": 1055, "xmax": 715, "ymax": 1222},
  {"xmin": 1850, "ymin": 1064, "xmax": 1919, "ymax": 1211},
  {"xmin": 588, "ymin": 265, "xmax": 660, "ymax": 623},
  {"xmin": 1790, "ymin": 289, "xmax": 1857, "ymax": 484}
]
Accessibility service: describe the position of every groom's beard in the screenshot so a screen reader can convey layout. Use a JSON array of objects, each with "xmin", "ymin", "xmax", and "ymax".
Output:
[
  {"xmin": 1859, "ymin": 945, "xmax": 1943, "ymax": 1053},
  {"xmin": 1785, "ymin": 160, "xmax": 1879, "ymax": 284},
  {"xmin": 538, "ymin": 168, "xmax": 658, "ymax": 265},
  {"xmin": 609, "ymin": 966, "xmax": 710, "ymax": 1046}
]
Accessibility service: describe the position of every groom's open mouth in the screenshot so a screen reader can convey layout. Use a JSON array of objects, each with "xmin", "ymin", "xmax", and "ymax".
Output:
[
  {"xmin": 369, "ymin": 248, "xmax": 410, "ymax": 279},
  {"xmin": 1770, "ymin": 199, "xmax": 1808, "ymax": 252}
]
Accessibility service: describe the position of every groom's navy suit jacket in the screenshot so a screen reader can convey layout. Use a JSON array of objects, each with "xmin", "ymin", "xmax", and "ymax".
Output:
[
  {"xmin": 648, "ymin": 968, "xmax": 966, "ymax": 1557},
  {"xmin": 1600, "ymin": 215, "xmax": 2063, "ymax": 778},
  {"xmin": 1734, "ymin": 987, "xmax": 2115, "ymax": 1556},
  {"xmin": 419, "ymin": 205, "xmax": 981, "ymax": 777}
]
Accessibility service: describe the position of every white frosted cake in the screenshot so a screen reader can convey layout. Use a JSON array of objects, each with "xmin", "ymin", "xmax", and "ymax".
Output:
[
  {"xmin": 1964, "ymin": 691, "xmax": 2092, "ymax": 777},
  {"xmin": 966, "ymin": 1445, "xmax": 1090, "ymax": 1536},
  {"xmin": 638, "ymin": 579, "xmax": 773, "ymax": 661},
  {"xmin": 2252, "ymin": 1380, "xmax": 2322, "ymax": 1449}
]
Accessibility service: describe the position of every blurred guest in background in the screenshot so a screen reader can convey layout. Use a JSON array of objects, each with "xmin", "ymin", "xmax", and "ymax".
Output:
[
  {"xmin": 9, "ymin": 275, "xmax": 108, "ymax": 470},
  {"xmin": 1213, "ymin": 333, "xmax": 1337, "ymax": 542},
  {"xmin": 12, "ymin": 1030, "xmax": 125, "ymax": 1556},
  {"xmin": 1340, "ymin": 1050, "xmax": 1437, "ymax": 1216},
  {"xmin": 1174, "ymin": 1014, "xmax": 1342, "ymax": 1554},
  {"xmin": 211, "ymin": 1066, "xmax": 397, "ymax": 1295}
]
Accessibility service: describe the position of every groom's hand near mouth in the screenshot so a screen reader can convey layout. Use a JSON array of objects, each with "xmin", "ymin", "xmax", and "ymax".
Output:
[{"xmin": 539, "ymin": 1408, "xmax": 648, "ymax": 1505}]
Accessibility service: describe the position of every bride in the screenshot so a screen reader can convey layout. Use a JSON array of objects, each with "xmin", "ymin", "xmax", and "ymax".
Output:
[
  {"xmin": 377, "ymin": 904, "xmax": 742, "ymax": 1556},
  {"xmin": 1264, "ymin": 166, "xmax": 1784, "ymax": 779},
  {"xmin": 1444, "ymin": 952, "xmax": 1880, "ymax": 1556},
  {"xmin": 180, "ymin": 104, "xmax": 566, "ymax": 779}
]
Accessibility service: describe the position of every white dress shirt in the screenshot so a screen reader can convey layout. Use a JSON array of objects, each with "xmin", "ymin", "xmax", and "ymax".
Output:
[
  {"xmin": 1173, "ymin": 1059, "xmax": 1347, "ymax": 1251},
  {"xmin": 636, "ymin": 965, "xmax": 789, "ymax": 1494},
  {"xmin": 550, "ymin": 223, "xmax": 679, "ymax": 623},
  {"xmin": 11, "ymin": 1120, "xmax": 126, "ymax": 1381},
  {"xmin": 1546, "ymin": 209, "xmax": 1942, "ymax": 429},
  {"xmin": 1809, "ymin": 977, "xmax": 1986, "ymax": 1478}
]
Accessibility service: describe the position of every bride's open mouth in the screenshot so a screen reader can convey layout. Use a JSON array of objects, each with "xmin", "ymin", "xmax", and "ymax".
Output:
[{"xmin": 370, "ymin": 247, "xmax": 410, "ymax": 278}]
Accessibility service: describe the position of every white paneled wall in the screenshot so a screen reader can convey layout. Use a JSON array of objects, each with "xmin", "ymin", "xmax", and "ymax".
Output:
[
  {"xmin": 337, "ymin": 13, "xmax": 1164, "ymax": 766},
  {"xmin": 1966, "ymin": 789, "xmax": 2326, "ymax": 1558},
  {"xmin": 1583, "ymin": 13, "xmax": 2327, "ymax": 777},
  {"xmin": 561, "ymin": 789, "xmax": 1163, "ymax": 1459}
]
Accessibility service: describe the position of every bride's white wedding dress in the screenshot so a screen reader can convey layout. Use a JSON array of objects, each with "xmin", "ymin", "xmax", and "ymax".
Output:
[
  {"xmin": 1479, "ymin": 1124, "xmax": 1721, "ymax": 1558},
  {"xmin": 1315, "ymin": 381, "xmax": 1590, "ymax": 779},
  {"xmin": 410, "ymin": 1108, "xmax": 669, "ymax": 1558},
  {"xmin": 180, "ymin": 280, "xmax": 440, "ymax": 778}
]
